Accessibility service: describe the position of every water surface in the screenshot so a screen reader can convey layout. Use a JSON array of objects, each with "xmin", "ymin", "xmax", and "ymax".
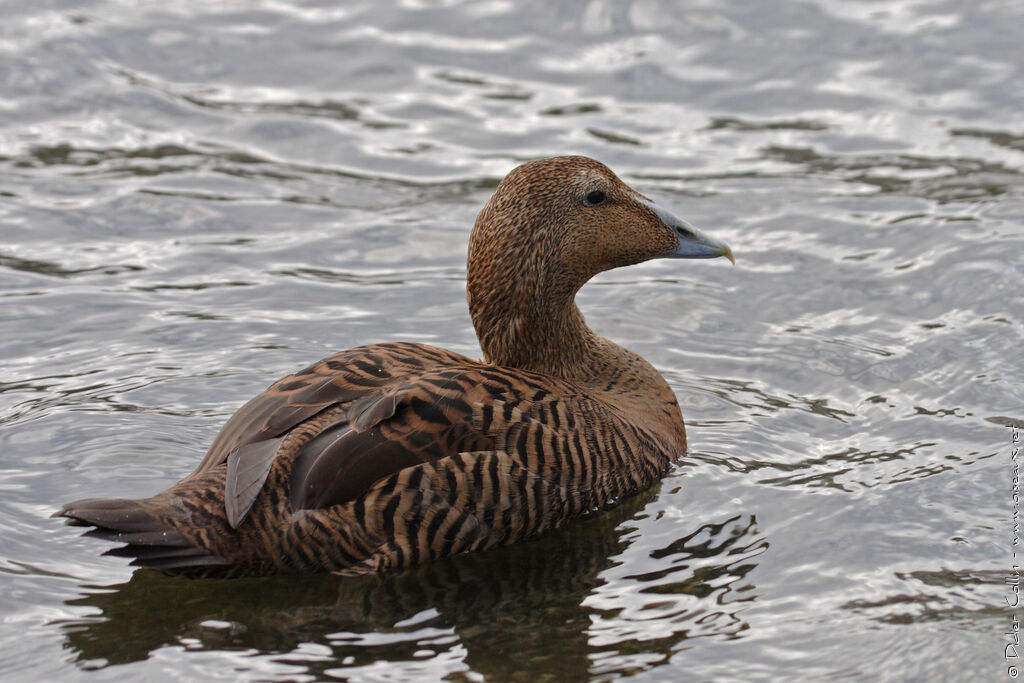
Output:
[{"xmin": 1, "ymin": 1, "xmax": 1021, "ymax": 680}]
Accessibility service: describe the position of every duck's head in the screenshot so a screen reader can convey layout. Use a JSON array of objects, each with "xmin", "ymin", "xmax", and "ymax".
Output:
[
  {"xmin": 467, "ymin": 155, "xmax": 733, "ymax": 370},
  {"xmin": 468, "ymin": 155, "xmax": 732, "ymax": 302}
]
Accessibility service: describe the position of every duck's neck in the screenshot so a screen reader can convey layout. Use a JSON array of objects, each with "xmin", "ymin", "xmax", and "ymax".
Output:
[
  {"xmin": 470, "ymin": 281, "xmax": 608, "ymax": 383},
  {"xmin": 465, "ymin": 204, "xmax": 633, "ymax": 385},
  {"xmin": 465, "ymin": 227, "xmax": 687, "ymax": 452}
]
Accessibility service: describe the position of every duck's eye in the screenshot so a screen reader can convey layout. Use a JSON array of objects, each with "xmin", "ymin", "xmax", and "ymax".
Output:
[{"xmin": 585, "ymin": 189, "xmax": 606, "ymax": 206}]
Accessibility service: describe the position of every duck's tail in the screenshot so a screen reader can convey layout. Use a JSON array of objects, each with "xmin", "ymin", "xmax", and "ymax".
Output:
[{"xmin": 54, "ymin": 497, "xmax": 229, "ymax": 576}]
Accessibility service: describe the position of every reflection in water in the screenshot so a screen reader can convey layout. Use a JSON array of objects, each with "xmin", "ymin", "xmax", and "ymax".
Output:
[
  {"xmin": 586, "ymin": 513, "xmax": 765, "ymax": 675},
  {"xmin": 59, "ymin": 486, "xmax": 765, "ymax": 680}
]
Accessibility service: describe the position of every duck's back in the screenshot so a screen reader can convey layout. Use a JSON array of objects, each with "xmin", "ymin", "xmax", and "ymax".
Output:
[{"xmin": 58, "ymin": 341, "xmax": 684, "ymax": 577}]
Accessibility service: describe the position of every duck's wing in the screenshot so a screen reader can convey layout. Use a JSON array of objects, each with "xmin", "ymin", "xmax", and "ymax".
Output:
[
  {"xmin": 222, "ymin": 361, "xmax": 591, "ymax": 531},
  {"xmin": 194, "ymin": 342, "xmax": 473, "ymax": 474},
  {"xmin": 191, "ymin": 342, "xmax": 478, "ymax": 528},
  {"xmin": 284, "ymin": 367, "xmax": 496, "ymax": 515}
]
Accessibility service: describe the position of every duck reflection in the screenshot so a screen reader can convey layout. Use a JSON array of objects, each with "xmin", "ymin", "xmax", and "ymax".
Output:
[{"xmin": 60, "ymin": 487, "xmax": 765, "ymax": 680}]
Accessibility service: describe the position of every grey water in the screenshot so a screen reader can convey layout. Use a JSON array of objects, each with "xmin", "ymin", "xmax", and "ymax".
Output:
[{"xmin": 1, "ymin": 1, "xmax": 1021, "ymax": 680}]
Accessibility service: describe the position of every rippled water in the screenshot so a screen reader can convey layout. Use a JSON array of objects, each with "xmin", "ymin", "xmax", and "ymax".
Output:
[{"xmin": 1, "ymin": 1, "xmax": 1021, "ymax": 680}]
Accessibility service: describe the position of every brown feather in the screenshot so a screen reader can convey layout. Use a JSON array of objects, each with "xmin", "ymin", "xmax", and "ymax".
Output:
[
  {"xmin": 289, "ymin": 423, "xmax": 421, "ymax": 510},
  {"xmin": 224, "ymin": 437, "xmax": 284, "ymax": 529}
]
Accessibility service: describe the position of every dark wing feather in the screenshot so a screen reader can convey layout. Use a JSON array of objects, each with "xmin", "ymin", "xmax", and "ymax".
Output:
[
  {"xmin": 191, "ymin": 343, "xmax": 482, "ymax": 528},
  {"xmin": 289, "ymin": 424, "xmax": 424, "ymax": 511},
  {"xmin": 348, "ymin": 391, "xmax": 401, "ymax": 432},
  {"xmin": 288, "ymin": 376, "xmax": 490, "ymax": 512},
  {"xmin": 224, "ymin": 436, "xmax": 285, "ymax": 529},
  {"xmin": 192, "ymin": 342, "xmax": 475, "ymax": 475}
]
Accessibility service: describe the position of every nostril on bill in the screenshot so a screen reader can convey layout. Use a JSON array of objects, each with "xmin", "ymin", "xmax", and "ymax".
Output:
[{"xmin": 676, "ymin": 226, "xmax": 695, "ymax": 239}]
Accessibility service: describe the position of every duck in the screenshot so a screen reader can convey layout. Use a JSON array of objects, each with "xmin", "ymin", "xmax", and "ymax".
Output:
[{"xmin": 56, "ymin": 156, "xmax": 733, "ymax": 577}]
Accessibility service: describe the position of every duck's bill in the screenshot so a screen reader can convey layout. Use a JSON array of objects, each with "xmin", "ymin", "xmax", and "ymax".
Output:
[{"xmin": 640, "ymin": 197, "xmax": 735, "ymax": 263}]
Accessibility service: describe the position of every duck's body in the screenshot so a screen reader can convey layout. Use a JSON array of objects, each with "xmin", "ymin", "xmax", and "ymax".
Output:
[{"xmin": 58, "ymin": 156, "xmax": 732, "ymax": 577}]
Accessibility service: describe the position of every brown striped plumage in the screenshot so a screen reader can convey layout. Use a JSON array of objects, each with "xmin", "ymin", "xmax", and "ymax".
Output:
[{"xmin": 56, "ymin": 156, "xmax": 733, "ymax": 577}]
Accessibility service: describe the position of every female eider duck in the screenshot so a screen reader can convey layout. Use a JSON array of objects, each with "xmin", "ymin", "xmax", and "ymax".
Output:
[{"xmin": 57, "ymin": 156, "xmax": 733, "ymax": 577}]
